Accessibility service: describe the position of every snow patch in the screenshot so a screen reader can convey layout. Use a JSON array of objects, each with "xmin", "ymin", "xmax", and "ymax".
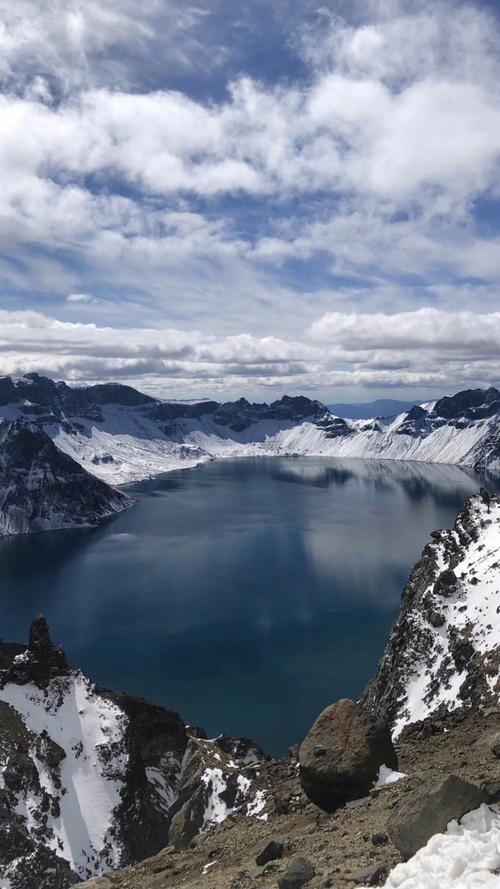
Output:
[{"xmin": 369, "ymin": 805, "xmax": 500, "ymax": 889}]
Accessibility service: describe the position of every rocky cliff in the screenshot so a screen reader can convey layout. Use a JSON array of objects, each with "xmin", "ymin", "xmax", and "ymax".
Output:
[
  {"xmin": 362, "ymin": 489, "xmax": 500, "ymax": 737},
  {"xmin": 0, "ymin": 418, "xmax": 132, "ymax": 536}
]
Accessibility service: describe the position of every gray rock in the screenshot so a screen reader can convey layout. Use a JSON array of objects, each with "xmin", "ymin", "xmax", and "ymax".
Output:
[
  {"xmin": 299, "ymin": 699, "xmax": 397, "ymax": 812},
  {"xmin": 255, "ymin": 839, "xmax": 284, "ymax": 865},
  {"xmin": 345, "ymin": 863, "xmax": 387, "ymax": 885},
  {"xmin": 278, "ymin": 857, "xmax": 315, "ymax": 889},
  {"xmin": 387, "ymin": 774, "xmax": 487, "ymax": 859}
]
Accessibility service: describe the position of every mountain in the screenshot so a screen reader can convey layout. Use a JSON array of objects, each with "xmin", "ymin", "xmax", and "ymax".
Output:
[
  {"xmin": 0, "ymin": 374, "xmax": 500, "ymax": 484},
  {"xmin": 0, "ymin": 417, "xmax": 133, "ymax": 536},
  {"xmin": 363, "ymin": 488, "xmax": 500, "ymax": 736},
  {"xmin": 327, "ymin": 398, "xmax": 422, "ymax": 419},
  {"xmin": 0, "ymin": 616, "xmax": 272, "ymax": 888}
]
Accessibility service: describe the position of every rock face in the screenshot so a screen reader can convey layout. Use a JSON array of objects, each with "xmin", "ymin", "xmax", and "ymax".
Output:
[
  {"xmin": 0, "ymin": 617, "xmax": 271, "ymax": 888},
  {"xmin": 0, "ymin": 417, "xmax": 133, "ymax": 536},
  {"xmin": 387, "ymin": 774, "xmax": 487, "ymax": 859},
  {"xmin": 298, "ymin": 699, "xmax": 398, "ymax": 812},
  {"xmin": 2, "ymin": 374, "xmax": 500, "ymax": 485},
  {"xmin": 168, "ymin": 734, "xmax": 270, "ymax": 850},
  {"xmin": 363, "ymin": 490, "xmax": 500, "ymax": 736}
]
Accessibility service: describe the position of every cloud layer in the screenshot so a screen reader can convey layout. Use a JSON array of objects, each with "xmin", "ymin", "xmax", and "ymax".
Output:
[
  {"xmin": 0, "ymin": 1, "xmax": 499, "ymax": 397},
  {"xmin": 3, "ymin": 307, "xmax": 500, "ymax": 400}
]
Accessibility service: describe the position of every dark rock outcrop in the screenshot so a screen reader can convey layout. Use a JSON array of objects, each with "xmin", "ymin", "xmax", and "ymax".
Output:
[
  {"xmin": 299, "ymin": 699, "xmax": 397, "ymax": 812},
  {"xmin": 0, "ymin": 614, "xmax": 69, "ymax": 689},
  {"xmin": 255, "ymin": 839, "xmax": 284, "ymax": 866},
  {"xmin": 0, "ymin": 418, "xmax": 133, "ymax": 536}
]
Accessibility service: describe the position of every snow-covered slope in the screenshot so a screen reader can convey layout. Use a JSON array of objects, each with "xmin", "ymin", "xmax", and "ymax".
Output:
[
  {"xmin": 0, "ymin": 617, "xmax": 273, "ymax": 888},
  {"xmin": 363, "ymin": 489, "xmax": 500, "ymax": 737},
  {"xmin": 0, "ymin": 417, "xmax": 133, "ymax": 536},
  {"xmin": 1, "ymin": 374, "xmax": 500, "ymax": 484}
]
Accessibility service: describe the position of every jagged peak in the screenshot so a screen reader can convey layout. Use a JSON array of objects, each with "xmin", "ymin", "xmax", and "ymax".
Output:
[{"xmin": 1, "ymin": 614, "xmax": 69, "ymax": 689}]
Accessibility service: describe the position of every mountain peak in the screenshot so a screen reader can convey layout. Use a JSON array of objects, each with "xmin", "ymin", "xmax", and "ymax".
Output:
[{"xmin": 1, "ymin": 614, "xmax": 69, "ymax": 689}]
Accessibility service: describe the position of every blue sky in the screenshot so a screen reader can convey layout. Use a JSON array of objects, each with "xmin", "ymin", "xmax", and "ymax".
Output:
[{"xmin": 1, "ymin": 0, "xmax": 500, "ymax": 402}]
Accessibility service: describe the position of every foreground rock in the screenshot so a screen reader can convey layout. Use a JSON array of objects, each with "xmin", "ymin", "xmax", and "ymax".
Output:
[
  {"xmin": 0, "ymin": 417, "xmax": 133, "ymax": 536},
  {"xmin": 0, "ymin": 618, "xmax": 271, "ymax": 887},
  {"xmin": 387, "ymin": 773, "xmax": 487, "ymax": 859},
  {"xmin": 299, "ymin": 699, "xmax": 397, "ymax": 812},
  {"xmin": 363, "ymin": 490, "xmax": 500, "ymax": 736}
]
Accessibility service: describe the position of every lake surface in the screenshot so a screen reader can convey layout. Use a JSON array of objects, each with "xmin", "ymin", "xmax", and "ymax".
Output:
[{"xmin": 0, "ymin": 457, "xmax": 496, "ymax": 756}]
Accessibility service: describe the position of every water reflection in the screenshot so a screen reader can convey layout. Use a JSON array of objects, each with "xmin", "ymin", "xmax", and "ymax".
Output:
[{"xmin": 0, "ymin": 456, "xmax": 496, "ymax": 755}]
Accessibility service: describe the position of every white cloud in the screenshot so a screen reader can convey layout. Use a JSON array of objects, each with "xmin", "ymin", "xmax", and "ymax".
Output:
[{"xmin": 67, "ymin": 292, "xmax": 92, "ymax": 303}]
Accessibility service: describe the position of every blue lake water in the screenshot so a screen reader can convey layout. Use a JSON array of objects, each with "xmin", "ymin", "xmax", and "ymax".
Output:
[{"xmin": 0, "ymin": 457, "xmax": 496, "ymax": 756}]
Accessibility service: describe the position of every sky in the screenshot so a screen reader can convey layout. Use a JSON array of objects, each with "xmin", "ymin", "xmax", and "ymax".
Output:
[{"xmin": 1, "ymin": 0, "xmax": 500, "ymax": 402}]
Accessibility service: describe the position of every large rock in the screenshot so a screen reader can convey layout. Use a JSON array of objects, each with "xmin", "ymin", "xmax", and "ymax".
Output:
[
  {"xmin": 278, "ymin": 857, "xmax": 315, "ymax": 889},
  {"xmin": 299, "ymin": 699, "xmax": 397, "ymax": 812},
  {"xmin": 387, "ymin": 773, "xmax": 487, "ymax": 859}
]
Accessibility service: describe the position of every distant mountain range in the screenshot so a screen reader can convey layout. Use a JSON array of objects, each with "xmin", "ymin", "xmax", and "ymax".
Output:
[
  {"xmin": 0, "ymin": 374, "xmax": 499, "ymax": 532},
  {"xmin": 327, "ymin": 398, "xmax": 423, "ymax": 419}
]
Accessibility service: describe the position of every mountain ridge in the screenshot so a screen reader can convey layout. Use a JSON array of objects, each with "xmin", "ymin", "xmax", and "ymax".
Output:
[{"xmin": 0, "ymin": 374, "xmax": 500, "ymax": 485}]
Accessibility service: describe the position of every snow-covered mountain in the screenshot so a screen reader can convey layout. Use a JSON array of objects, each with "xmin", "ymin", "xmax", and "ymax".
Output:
[
  {"xmin": 1, "ymin": 373, "xmax": 499, "ymax": 485},
  {"xmin": 0, "ymin": 417, "xmax": 133, "ymax": 536},
  {"xmin": 0, "ymin": 616, "xmax": 272, "ymax": 888},
  {"xmin": 363, "ymin": 488, "xmax": 500, "ymax": 737}
]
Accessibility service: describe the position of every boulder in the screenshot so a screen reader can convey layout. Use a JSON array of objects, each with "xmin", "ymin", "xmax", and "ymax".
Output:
[
  {"xmin": 299, "ymin": 699, "xmax": 397, "ymax": 811},
  {"xmin": 278, "ymin": 857, "xmax": 315, "ymax": 888},
  {"xmin": 255, "ymin": 839, "xmax": 284, "ymax": 865},
  {"xmin": 387, "ymin": 773, "xmax": 487, "ymax": 859}
]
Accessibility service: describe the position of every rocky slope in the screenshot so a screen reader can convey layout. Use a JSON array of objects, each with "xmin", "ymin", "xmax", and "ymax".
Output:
[
  {"xmin": 363, "ymin": 489, "xmax": 500, "ymax": 737},
  {"xmin": 0, "ymin": 617, "xmax": 275, "ymax": 888},
  {"xmin": 0, "ymin": 417, "xmax": 132, "ymax": 536},
  {"xmin": 0, "ymin": 374, "xmax": 500, "ymax": 484},
  {"xmin": 75, "ymin": 707, "xmax": 500, "ymax": 889}
]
